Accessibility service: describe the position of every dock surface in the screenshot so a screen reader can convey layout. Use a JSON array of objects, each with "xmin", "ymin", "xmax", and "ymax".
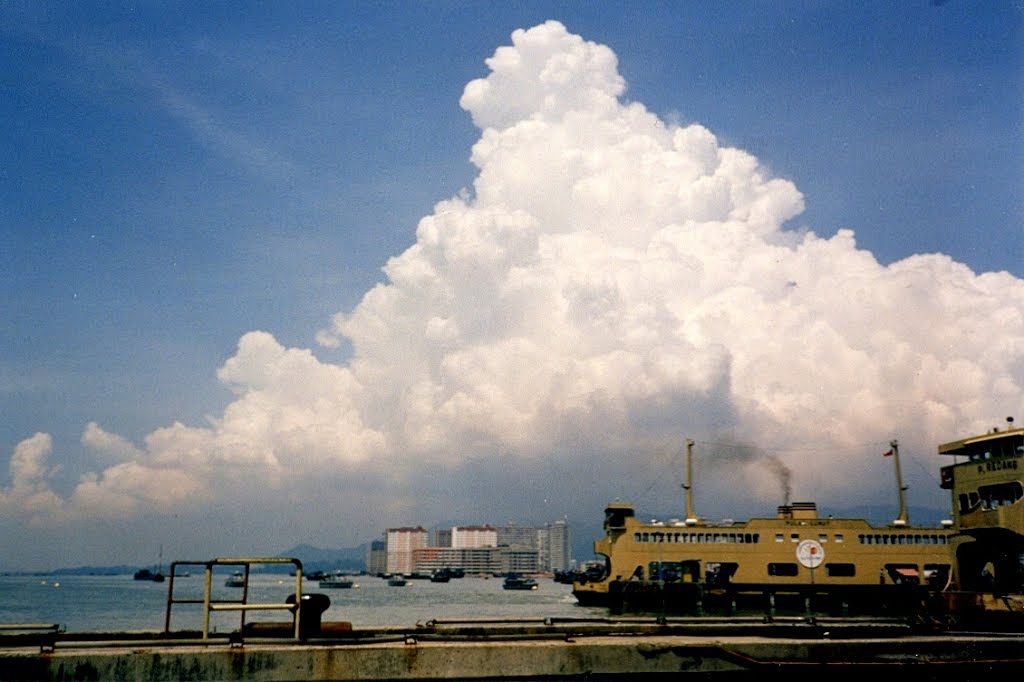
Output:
[{"xmin": 2, "ymin": 617, "xmax": 1023, "ymax": 680}]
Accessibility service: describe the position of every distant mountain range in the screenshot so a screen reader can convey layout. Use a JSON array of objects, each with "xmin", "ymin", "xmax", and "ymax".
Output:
[{"xmin": 266, "ymin": 543, "xmax": 370, "ymax": 574}]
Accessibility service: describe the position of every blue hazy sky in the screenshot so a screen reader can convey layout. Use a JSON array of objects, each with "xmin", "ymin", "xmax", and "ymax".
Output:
[{"xmin": 1, "ymin": 2, "xmax": 1021, "ymax": 570}]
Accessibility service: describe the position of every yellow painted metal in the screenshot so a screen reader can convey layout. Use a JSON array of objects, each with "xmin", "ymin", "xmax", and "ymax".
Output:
[{"xmin": 164, "ymin": 557, "xmax": 304, "ymax": 641}]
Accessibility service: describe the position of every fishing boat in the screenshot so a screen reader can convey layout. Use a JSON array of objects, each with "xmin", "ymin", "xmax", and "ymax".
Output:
[
  {"xmin": 573, "ymin": 422, "xmax": 1024, "ymax": 620},
  {"xmin": 319, "ymin": 572, "xmax": 354, "ymax": 589},
  {"xmin": 502, "ymin": 573, "xmax": 539, "ymax": 590},
  {"xmin": 387, "ymin": 575, "xmax": 408, "ymax": 587},
  {"xmin": 225, "ymin": 571, "xmax": 245, "ymax": 588}
]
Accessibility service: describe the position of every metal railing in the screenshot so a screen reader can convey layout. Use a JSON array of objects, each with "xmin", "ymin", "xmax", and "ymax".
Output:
[{"xmin": 164, "ymin": 557, "xmax": 304, "ymax": 640}]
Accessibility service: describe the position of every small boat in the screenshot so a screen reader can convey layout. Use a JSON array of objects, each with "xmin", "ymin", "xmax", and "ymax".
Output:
[
  {"xmin": 503, "ymin": 574, "xmax": 539, "ymax": 590},
  {"xmin": 319, "ymin": 572, "xmax": 354, "ymax": 589},
  {"xmin": 429, "ymin": 569, "xmax": 451, "ymax": 583},
  {"xmin": 225, "ymin": 571, "xmax": 245, "ymax": 588},
  {"xmin": 133, "ymin": 568, "xmax": 165, "ymax": 582},
  {"xmin": 388, "ymin": 575, "xmax": 408, "ymax": 587}
]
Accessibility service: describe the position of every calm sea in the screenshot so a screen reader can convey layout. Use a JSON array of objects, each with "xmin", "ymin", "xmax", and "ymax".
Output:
[{"xmin": 0, "ymin": 573, "xmax": 605, "ymax": 633}]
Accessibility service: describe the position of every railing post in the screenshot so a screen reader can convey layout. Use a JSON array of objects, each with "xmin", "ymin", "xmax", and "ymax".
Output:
[{"xmin": 202, "ymin": 564, "xmax": 213, "ymax": 640}]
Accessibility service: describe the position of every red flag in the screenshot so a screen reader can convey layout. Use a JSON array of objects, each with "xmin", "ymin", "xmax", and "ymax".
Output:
[{"xmin": 883, "ymin": 449, "xmax": 893, "ymax": 457}]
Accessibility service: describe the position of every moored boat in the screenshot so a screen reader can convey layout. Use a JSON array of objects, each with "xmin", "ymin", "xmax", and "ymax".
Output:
[
  {"xmin": 388, "ymin": 575, "xmax": 408, "ymax": 587},
  {"xmin": 225, "ymin": 571, "xmax": 245, "ymax": 588},
  {"xmin": 429, "ymin": 569, "xmax": 451, "ymax": 583},
  {"xmin": 503, "ymin": 574, "xmax": 539, "ymax": 590},
  {"xmin": 319, "ymin": 572, "xmax": 354, "ymax": 589}
]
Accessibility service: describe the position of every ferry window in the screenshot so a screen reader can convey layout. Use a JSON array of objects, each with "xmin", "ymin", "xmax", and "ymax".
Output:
[
  {"xmin": 835, "ymin": 534, "xmax": 844, "ymax": 543},
  {"xmin": 860, "ymin": 534, "xmax": 868, "ymax": 544},
  {"xmin": 634, "ymin": 533, "xmax": 641, "ymax": 542},
  {"xmin": 885, "ymin": 564, "xmax": 920, "ymax": 585},
  {"xmin": 641, "ymin": 533, "xmax": 649, "ymax": 542},
  {"xmin": 790, "ymin": 533, "xmax": 800, "ymax": 543},
  {"xmin": 818, "ymin": 534, "xmax": 828, "ymax": 543},
  {"xmin": 979, "ymin": 481, "xmax": 1024, "ymax": 510},
  {"xmin": 752, "ymin": 533, "xmax": 760, "ymax": 543},
  {"xmin": 775, "ymin": 533, "xmax": 784, "ymax": 543},
  {"xmin": 959, "ymin": 491, "xmax": 980, "ymax": 514},
  {"xmin": 768, "ymin": 562, "xmax": 799, "ymax": 577},
  {"xmin": 605, "ymin": 507, "xmax": 634, "ymax": 527},
  {"xmin": 825, "ymin": 563, "xmax": 856, "ymax": 577}
]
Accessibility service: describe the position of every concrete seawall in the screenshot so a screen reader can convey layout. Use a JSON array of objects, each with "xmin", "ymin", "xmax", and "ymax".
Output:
[{"xmin": 3, "ymin": 619, "xmax": 1024, "ymax": 681}]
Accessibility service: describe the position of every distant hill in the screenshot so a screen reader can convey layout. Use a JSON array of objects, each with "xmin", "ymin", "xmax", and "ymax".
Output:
[
  {"xmin": 51, "ymin": 565, "xmax": 139, "ymax": 576},
  {"xmin": 267, "ymin": 543, "xmax": 369, "ymax": 574}
]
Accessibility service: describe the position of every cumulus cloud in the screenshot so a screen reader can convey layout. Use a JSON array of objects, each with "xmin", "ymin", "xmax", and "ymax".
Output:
[
  {"xmin": 0, "ymin": 433, "xmax": 64, "ymax": 523},
  {"xmin": 6, "ymin": 21, "xmax": 1024, "ymax": 535}
]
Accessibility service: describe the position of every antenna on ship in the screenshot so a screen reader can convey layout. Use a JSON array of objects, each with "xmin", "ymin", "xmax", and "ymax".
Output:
[
  {"xmin": 683, "ymin": 439, "xmax": 698, "ymax": 525},
  {"xmin": 890, "ymin": 439, "xmax": 909, "ymax": 527}
]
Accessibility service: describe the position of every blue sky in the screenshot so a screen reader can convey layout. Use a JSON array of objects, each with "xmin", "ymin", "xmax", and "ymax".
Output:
[{"xmin": 0, "ymin": 2, "xmax": 1021, "ymax": 570}]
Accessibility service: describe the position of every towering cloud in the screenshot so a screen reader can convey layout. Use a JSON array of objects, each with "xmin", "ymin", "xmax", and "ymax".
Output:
[{"xmin": 7, "ymin": 22, "xmax": 1024, "ymax": 539}]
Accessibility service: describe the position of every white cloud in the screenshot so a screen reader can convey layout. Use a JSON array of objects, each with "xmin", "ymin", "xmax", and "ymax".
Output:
[
  {"xmin": 0, "ymin": 433, "xmax": 64, "ymax": 523},
  {"xmin": 6, "ymin": 21, "xmax": 1024, "ymax": 534},
  {"xmin": 82, "ymin": 421, "xmax": 145, "ymax": 463}
]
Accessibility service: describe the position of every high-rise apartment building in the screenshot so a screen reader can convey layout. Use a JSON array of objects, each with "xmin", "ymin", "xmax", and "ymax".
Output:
[
  {"xmin": 497, "ymin": 522, "xmax": 539, "ymax": 550},
  {"xmin": 546, "ymin": 519, "xmax": 571, "ymax": 571},
  {"xmin": 386, "ymin": 526, "xmax": 428, "ymax": 574},
  {"xmin": 367, "ymin": 538, "xmax": 387, "ymax": 575},
  {"xmin": 451, "ymin": 525, "xmax": 497, "ymax": 548}
]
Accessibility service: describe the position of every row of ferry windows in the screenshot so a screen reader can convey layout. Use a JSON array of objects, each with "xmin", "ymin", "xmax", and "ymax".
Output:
[
  {"xmin": 635, "ymin": 532, "xmax": 761, "ymax": 544},
  {"xmin": 633, "ymin": 532, "xmax": 949, "ymax": 545}
]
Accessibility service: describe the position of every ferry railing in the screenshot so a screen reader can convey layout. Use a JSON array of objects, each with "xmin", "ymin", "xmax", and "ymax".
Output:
[{"xmin": 164, "ymin": 557, "xmax": 304, "ymax": 641}]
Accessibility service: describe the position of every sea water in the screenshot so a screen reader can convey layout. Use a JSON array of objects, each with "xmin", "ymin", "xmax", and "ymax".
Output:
[{"xmin": 0, "ymin": 573, "xmax": 605, "ymax": 633}]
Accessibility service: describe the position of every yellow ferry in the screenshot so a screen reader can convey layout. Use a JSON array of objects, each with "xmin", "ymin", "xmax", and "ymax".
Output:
[{"xmin": 573, "ymin": 421, "xmax": 1024, "ymax": 619}]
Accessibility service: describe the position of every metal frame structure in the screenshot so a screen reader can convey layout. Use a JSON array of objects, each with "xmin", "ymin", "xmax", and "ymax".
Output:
[{"xmin": 163, "ymin": 557, "xmax": 304, "ymax": 640}]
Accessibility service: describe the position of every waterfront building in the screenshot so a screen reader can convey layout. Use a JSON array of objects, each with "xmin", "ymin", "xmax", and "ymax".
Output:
[
  {"xmin": 497, "ymin": 523, "xmax": 539, "ymax": 550},
  {"xmin": 432, "ymin": 527, "xmax": 452, "ymax": 548},
  {"xmin": 546, "ymin": 519, "xmax": 571, "ymax": 572},
  {"xmin": 412, "ymin": 546, "xmax": 503, "ymax": 575},
  {"xmin": 386, "ymin": 527, "xmax": 427, "ymax": 574},
  {"xmin": 501, "ymin": 548, "xmax": 540, "ymax": 574},
  {"xmin": 451, "ymin": 525, "xmax": 497, "ymax": 548},
  {"xmin": 367, "ymin": 538, "xmax": 387, "ymax": 575}
]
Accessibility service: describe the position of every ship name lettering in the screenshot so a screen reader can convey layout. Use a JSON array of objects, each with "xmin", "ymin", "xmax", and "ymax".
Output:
[{"xmin": 977, "ymin": 460, "xmax": 1019, "ymax": 474}]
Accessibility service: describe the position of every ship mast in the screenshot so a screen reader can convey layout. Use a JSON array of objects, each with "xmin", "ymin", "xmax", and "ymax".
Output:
[
  {"xmin": 683, "ymin": 438, "xmax": 698, "ymax": 525},
  {"xmin": 891, "ymin": 439, "xmax": 909, "ymax": 526}
]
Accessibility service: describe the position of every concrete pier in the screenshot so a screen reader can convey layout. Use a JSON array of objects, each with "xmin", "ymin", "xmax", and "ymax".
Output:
[{"xmin": 2, "ymin": 619, "xmax": 1023, "ymax": 680}]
